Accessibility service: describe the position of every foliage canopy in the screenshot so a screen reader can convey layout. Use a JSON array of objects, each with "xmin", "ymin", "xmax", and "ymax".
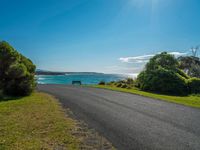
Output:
[
  {"xmin": 178, "ymin": 56, "xmax": 200, "ymax": 78},
  {"xmin": 136, "ymin": 52, "xmax": 198, "ymax": 95},
  {"xmin": 0, "ymin": 41, "xmax": 36, "ymax": 96}
]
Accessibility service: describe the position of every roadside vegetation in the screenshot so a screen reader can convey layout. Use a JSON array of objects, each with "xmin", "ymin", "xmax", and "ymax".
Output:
[
  {"xmin": 94, "ymin": 85, "xmax": 200, "ymax": 108},
  {"xmin": 0, "ymin": 41, "xmax": 36, "ymax": 97},
  {"xmin": 0, "ymin": 92, "xmax": 115, "ymax": 150},
  {"xmin": 97, "ymin": 52, "xmax": 200, "ymax": 108},
  {"xmin": 136, "ymin": 52, "xmax": 200, "ymax": 95},
  {"xmin": 0, "ymin": 41, "xmax": 115, "ymax": 150},
  {"xmin": 0, "ymin": 92, "xmax": 79, "ymax": 150}
]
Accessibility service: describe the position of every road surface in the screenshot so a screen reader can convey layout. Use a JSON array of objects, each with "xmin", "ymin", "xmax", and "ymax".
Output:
[{"xmin": 38, "ymin": 84, "xmax": 200, "ymax": 150}]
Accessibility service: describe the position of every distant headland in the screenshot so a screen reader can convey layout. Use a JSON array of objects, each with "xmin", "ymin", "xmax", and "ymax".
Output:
[{"xmin": 36, "ymin": 69, "xmax": 104, "ymax": 75}]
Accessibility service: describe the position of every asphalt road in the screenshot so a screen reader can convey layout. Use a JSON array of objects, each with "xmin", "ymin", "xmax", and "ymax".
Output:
[{"xmin": 38, "ymin": 84, "xmax": 200, "ymax": 150}]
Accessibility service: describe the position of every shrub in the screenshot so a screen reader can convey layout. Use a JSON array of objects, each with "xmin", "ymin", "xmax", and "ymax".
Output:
[
  {"xmin": 178, "ymin": 56, "xmax": 200, "ymax": 78},
  {"xmin": 116, "ymin": 83, "xmax": 122, "ymax": 87},
  {"xmin": 107, "ymin": 81, "xmax": 115, "ymax": 85},
  {"xmin": 176, "ymin": 69, "xmax": 190, "ymax": 79},
  {"xmin": 188, "ymin": 78, "xmax": 200, "ymax": 94},
  {"xmin": 98, "ymin": 81, "xmax": 105, "ymax": 85},
  {"xmin": 126, "ymin": 78, "xmax": 135, "ymax": 84},
  {"xmin": 0, "ymin": 41, "xmax": 36, "ymax": 96},
  {"xmin": 136, "ymin": 52, "xmax": 192, "ymax": 95},
  {"xmin": 126, "ymin": 86, "xmax": 132, "ymax": 89},
  {"xmin": 121, "ymin": 84, "xmax": 128, "ymax": 88},
  {"xmin": 137, "ymin": 68, "xmax": 188, "ymax": 95},
  {"xmin": 107, "ymin": 78, "xmax": 135, "ymax": 89}
]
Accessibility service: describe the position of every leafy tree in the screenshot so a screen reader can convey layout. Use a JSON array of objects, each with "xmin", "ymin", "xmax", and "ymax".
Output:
[
  {"xmin": 146, "ymin": 52, "xmax": 178, "ymax": 71},
  {"xmin": 188, "ymin": 78, "xmax": 200, "ymax": 94},
  {"xmin": 0, "ymin": 41, "xmax": 36, "ymax": 96},
  {"xmin": 178, "ymin": 56, "xmax": 200, "ymax": 78},
  {"xmin": 137, "ymin": 52, "xmax": 188, "ymax": 95}
]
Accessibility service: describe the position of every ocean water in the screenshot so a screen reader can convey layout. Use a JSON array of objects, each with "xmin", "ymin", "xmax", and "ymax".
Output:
[{"xmin": 36, "ymin": 73, "xmax": 136, "ymax": 85}]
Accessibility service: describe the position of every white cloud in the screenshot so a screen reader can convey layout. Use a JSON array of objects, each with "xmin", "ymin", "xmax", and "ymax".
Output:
[
  {"xmin": 103, "ymin": 65, "xmax": 143, "ymax": 74},
  {"xmin": 119, "ymin": 51, "xmax": 187, "ymax": 63},
  {"xmin": 104, "ymin": 51, "xmax": 187, "ymax": 75},
  {"xmin": 168, "ymin": 52, "xmax": 187, "ymax": 57},
  {"xmin": 119, "ymin": 54, "xmax": 154, "ymax": 63}
]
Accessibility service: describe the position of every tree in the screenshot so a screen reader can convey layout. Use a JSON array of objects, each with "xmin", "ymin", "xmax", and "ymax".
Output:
[
  {"xmin": 188, "ymin": 78, "xmax": 200, "ymax": 94},
  {"xmin": 137, "ymin": 52, "xmax": 188, "ymax": 95},
  {"xmin": 178, "ymin": 56, "xmax": 200, "ymax": 78},
  {"xmin": 0, "ymin": 41, "xmax": 36, "ymax": 96},
  {"xmin": 146, "ymin": 52, "xmax": 178, "ymax": 71}
]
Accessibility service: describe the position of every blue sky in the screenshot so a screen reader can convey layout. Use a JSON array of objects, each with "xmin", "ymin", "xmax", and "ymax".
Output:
[{"xmin": 1, "ymin": 0, "xmax": 200, "ymax": 74}]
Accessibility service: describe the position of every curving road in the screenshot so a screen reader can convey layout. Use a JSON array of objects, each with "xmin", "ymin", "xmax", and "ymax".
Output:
[{"xmin": 38, "ymin": 84, "xmax": 200, "ymax": 150}]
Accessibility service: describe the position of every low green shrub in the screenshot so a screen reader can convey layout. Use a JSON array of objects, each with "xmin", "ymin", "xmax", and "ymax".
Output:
[
  {"xmin": 121, "ymin": 84, "xmax": 128, "ymax": 88},
  {"xmin": 126, "ymin": 86, "xmax": 132, "ymax": 89},
  {"xmin": 106, "ymin": 78, "xmax": 135, "ymax": 89},
  {"xmin": 107, "ymin": 81, "xmax": 115, "ymax": 85},
  {"xmin": 126, "ymin": 78, "xmax": 135, "ymax": 84},
  {"xmin": 98, "ymin": 81, "xmax": 106, "ymax": 85},
  {"xmin": 116, "ymin": 83, "xmax": 122, "ymax": 87},
  {"xmin": 188, "ymin": 78, "xmax": 200, "ymax": 94}
]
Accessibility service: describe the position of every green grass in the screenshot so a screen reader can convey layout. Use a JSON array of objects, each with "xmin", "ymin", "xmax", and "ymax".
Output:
[
  {"xmin": 92, "ymin": 85, "xmax": 200, "ymax": 108},
  {"xmin": 0, "ymin": 92, "xmax": 80, "ymax": 150}
]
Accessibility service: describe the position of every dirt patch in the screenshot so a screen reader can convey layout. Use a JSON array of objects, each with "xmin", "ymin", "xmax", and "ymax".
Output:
[{"xmin": 66, "ymin": 108, "xmax": 116, "ymax": 150}]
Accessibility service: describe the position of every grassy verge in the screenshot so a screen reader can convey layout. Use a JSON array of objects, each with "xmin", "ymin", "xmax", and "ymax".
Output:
[
  {"xmin": 92, "ymin": 85, "xmax": 200, "ymax": 109},
  {"xmin": 0, "ymin": 92, "xmax": 79, "ymax": 150}
]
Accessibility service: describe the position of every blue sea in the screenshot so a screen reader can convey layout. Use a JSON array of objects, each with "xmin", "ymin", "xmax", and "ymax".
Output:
[{"xmin": 36, "ymin": 73, "xmax": 137, "ymax": 85}]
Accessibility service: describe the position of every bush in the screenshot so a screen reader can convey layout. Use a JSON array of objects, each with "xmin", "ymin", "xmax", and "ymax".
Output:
[
  {"xmin": 98, "ymin": 81, "xmax": 105, "ymax": 85},
  {"xmin": 107, "ymin": 81, "xmax": 115, "ymax": 85},
  {"xmin": 178, "ymin": 56, "xmax": 200, "ymax": 78},
  {"xmin": 176, "ymin": 69, "xmax": 190, "ymax": 79},
  {"xmin": 106, "ymin": 78, "xmax": 135, "ymax": 89},
  {"xmin": 116, "ymin": 83, "xmax": 122, "ymax": 87},
  {"xmin": 126, "ymin": 86, "xmax": 132, "ymax": 89},
  {"xmin": 136, "ymin": 52, "xmax": 192, "ymax": 95},
  {"xmin": 0, "ymin": 41, "xmax": 36, "ymax": 96},
  {"xmin": 188, "ymin": 78, "xmax": 200, "ymax": 94},
  {"xmin": 126, "ymin": 78, "xmax": 135, "ymax": 84},
  {"xmin": 137, "ymin": 68, "xmax": 188, "ymax": 96},
  {"xmin": 121, "ymin": 84, "xmax": 128, "ymax": 88}
]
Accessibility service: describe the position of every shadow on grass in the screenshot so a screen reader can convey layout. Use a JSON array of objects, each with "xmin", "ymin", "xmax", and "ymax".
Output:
[{"xmin": 0, "ymin": 95, "xmax": 23, "ymax": 102}]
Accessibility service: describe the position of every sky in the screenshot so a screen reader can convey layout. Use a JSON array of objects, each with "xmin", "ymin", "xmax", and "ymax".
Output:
[{"xmin": 1, "ymin": 0, "xmax": 200, "ymax": 74}]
